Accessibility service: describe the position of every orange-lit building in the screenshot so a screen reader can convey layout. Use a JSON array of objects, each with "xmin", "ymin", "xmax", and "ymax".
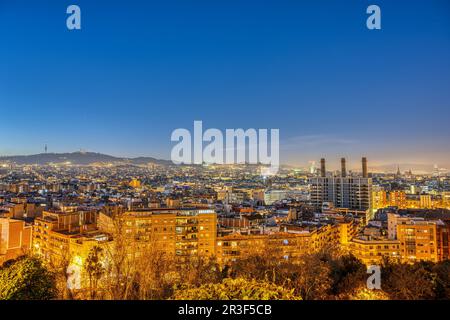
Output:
[
  {"xmin": 217, "ymin": 221, "xmax": 357, "ymax": 265},
  {"xmin": 419, "ymin": 194, "xmax": 432, "ymax": 209},
  {"xmin": 387, "ymin": 212, "xmax": 422, "ymax": 240},
  {"xmin": 217, "ymin": 232, "xmax": 312, "ymax": 264},
  {"xmin": 389, "ymin": 190, "xmax": 407, "ymax": 209},
  {"xmin": 437, "ymin": 220, "xmax": 450, "ymax": 261},
  {"xmin": 33, "ymin": 210, "xmax": 99, "ymax": 263},
  {"xmin": 0, "ymin": 218, "xmax": 32, "ymax": 265},
  {"xmin": 403, "ymin": 194, "xmax": 444, "ymax": 209},
  {"xmin": 98, "ymin": 208, "xmax": 217, "ymax": 259},
  {"xmin": 129, "ymin": 178, "xmax": 141, "ymax": 188},
  {"xmin": 0, "ymin": 202, "xmax": 25, "ymax": 219},
  {"xmin": 373, "ymin": 189, "xmax": 445, "ymax": 211},
  {"xmin": 217, "ymin": 233, "xmax": 311, "ymax": 264},
  {"xmin": 372, "ymin": 189, "xmax": 387, "ymax": 211},
  {"xmin": 349, "ymin": 237, "xmax": 401, "ymax": 265},
  {"xmin": 32, "ymin": 210, "xmax": 111, "ymax": 290},
  {"xmin": 396, "ymin": 220, "xmax": 445, "ymax": 263}
]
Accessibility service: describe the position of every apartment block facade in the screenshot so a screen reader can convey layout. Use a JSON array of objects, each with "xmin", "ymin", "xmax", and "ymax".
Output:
[
  {"xmin": 98, "ymin": 208, "xmax": 217, "ymax": 259},
  {"xmin": 0, "ymin": 218, "xmax": 32, "ymax": 265},
  {"xmin": 310, "ymin": 158, "xmax": 372, "ymax": 213}
]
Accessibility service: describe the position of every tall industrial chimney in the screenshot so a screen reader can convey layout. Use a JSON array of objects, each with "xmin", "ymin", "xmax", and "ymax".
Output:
[
  {"xmin": 320, "ymin": 158, "xmax": 326, "ymax": 177},
  {"xmin": 362, "ymin": 157, "xmax": 368, "ymax": 178},
  {"xmin": 341, "ymin": 158, "xmax": 346, "ymax": 177}
]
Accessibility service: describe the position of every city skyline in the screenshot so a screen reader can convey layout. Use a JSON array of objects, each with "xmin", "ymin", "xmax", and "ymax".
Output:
[
  {"xmin": 1, "ymin": 147, "xmax": 449, "ymax": 301},
  {"xmin": 0, "ymin": 149, "xmax": 446, "ymax": 174},
  {"xmin": 1, "ymin": 0, "xmax": 450, "ymax": 167},
  {"xmin": 2, "ymin": 0, "xmax": 450, "ymax": 305}
]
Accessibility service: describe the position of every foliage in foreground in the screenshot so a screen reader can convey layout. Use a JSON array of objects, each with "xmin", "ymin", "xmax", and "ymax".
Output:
[
  {"xmin": 381, "ymin": 258, "xmax": 450, "ymax": 300},
  {"xmin": 228, "ymin": 246, "xmax": 370, "ymax": 300},
  {"xmin": 1, "ymin": 246, "xmax": 449, "ymax": 300},
  {"xmin": 173, "ymin": 277, "xmax": 301, "ymax": 300},
  {"xmin": 349, "ymin": 287, "xmax": 389, "ymax": 300},
  {"xmin": 0, "ymin": 256, "xmax": 57, "ymax": 300}
]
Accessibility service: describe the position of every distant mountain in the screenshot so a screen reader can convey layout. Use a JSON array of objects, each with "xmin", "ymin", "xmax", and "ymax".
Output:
[{"xmin": 0, "ymin": 152, "xmax": 172, "ymax": 166}]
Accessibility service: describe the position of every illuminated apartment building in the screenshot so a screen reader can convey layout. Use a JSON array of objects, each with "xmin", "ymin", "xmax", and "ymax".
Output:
[
  {"xmin": 98, "ymin": 208, "xmax": 217, "ymax": 259},
  {"xmin": 32, "ymin": 210, "xmax": 100, "ymax": 264},
  {"xmin": 349, "ymin": 237, "xmax": 401, "ymax": 265},
  {"xmin": 217, "ymin": 232, "xmax": 313, "ymax": 265},
  {"xmin": 403, "ymin": 194, "xmax": 442, "ymax": 209},
  {"xmin": 217, "ymin": 221, "xmax": 355, "ymax": 265},
  {"xmin": 443, "ymin": 192, "xmax": 450, "ymax": 209},
  {"xmin": 309, "ymin": 158, "xmax": 372, "ymax": 213},
  {"xmin": 388, "ymin": 190, "xmax": 407, "ymax": 208},
  {"xmin": 0, "ymin": 218, "xmax": 32, "ymax": 265},
  {"xmin": 437, "ymin": 221, "xmax": 450, "ymax": 261},
  {"xmin": 309, "ymin": 223, "xmax": 345, "ymax": 251},
  {"xmin": 396, "ymin": 220, "xmax": 442, "ymax": 263},
  {"xmin": 336, "ymin": 220, "xmax": 359, "ymax": 245},
  {"xmin": 0, "ymin": 202, "xmax": 25, "ymax": 219},
  {"xmin": 387, "ymin": 212, "xmax": 423, "ymax": 240},
  {"xmin": 31, "ymin": 209, "xmax": 111, "ymax": 290},
  {"xmin": 386, "ymin": 212, "xmax": 450, "ymax": 262},
  {"xmin": 405, "ymin": 197, "xmax": 420, "ymax": 209},
  {"xmin": 372, "ymin": 188, "xmax": 387, "ymax": 211},
  {"xmin": 419, "ymin": 194, "xmax": 432, "ymax": 209}
]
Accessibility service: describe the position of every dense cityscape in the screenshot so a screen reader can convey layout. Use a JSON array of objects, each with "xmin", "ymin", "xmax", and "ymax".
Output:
[
  {"xmin": 2, "ymin": 0, "xmax": 449, "ymax": 308},
  {"xmin": 0, "ymin": 152, "xmax": 449, "ymax": 300}
]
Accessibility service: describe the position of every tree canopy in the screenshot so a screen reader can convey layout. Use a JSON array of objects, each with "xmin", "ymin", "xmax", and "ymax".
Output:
[
  {"xmin": 173, "ymin": 277, "xmax": 301, "ymax": 300},
  {"xmin": 0, "ymin": 256, "xmax": 57, "ymax": 300}
]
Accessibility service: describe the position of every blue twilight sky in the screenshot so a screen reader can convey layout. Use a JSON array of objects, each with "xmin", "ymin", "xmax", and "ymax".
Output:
[{"xmin": 0, "ymin": 0, "xmax": 449, "ymax": 169}]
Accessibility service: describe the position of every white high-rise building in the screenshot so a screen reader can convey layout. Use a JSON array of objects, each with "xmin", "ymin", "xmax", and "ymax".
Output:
[{"xmin": 309, "ymin": 157, "xmax": 372, "ymax": 212}]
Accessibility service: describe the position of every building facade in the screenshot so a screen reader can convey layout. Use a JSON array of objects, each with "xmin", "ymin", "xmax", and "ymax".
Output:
[
  {"xmin": 310, "ymin": 158, "xmax": 372, "ymax": 212},
  {"xmin": 0, "ymin": 218, "xmax": 32, "ymax": 265},
  {"xmin": 98, "ymin": 207, "xmax": 217, "ymax": 260}
]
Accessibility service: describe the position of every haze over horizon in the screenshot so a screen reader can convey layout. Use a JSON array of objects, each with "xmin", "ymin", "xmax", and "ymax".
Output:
[
  {"xmin": 0, "ymin": 150, "xmax": 446, "ymax": 173},
  {"xmin": 1, "ymin": 1, "xmax": 449, "ymax": 168}
]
